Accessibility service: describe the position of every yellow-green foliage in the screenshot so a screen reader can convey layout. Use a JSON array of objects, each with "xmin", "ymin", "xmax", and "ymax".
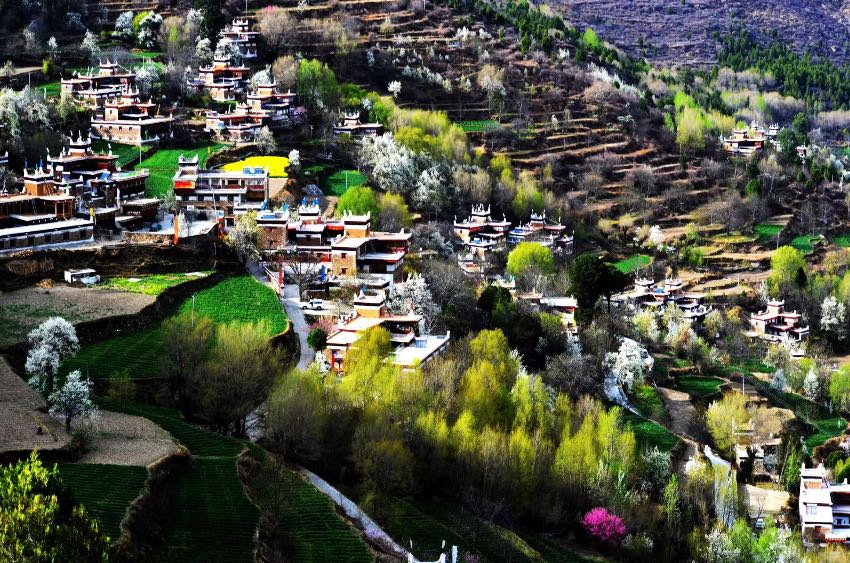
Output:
[
  {"xmin": 459, "ymin": 330, "xmax": 520, "ymax": 428},
  {"xmin": 393, "ymin": 109, "xmax": 468, "ymax": 162},
  {"xmin": 511, "ymin": 171, "xmax": 545, "ymax": 217},
  {"xmin": 673, "ymin": 91, "xmax": 736, "ymax": 151},
  {"xmin": 552, "ymin": 399, "xmax": 637, "ymax": 488},
  {"xmin": 705, "ymin": 391, "xmax": 750, "ymax": 456}
]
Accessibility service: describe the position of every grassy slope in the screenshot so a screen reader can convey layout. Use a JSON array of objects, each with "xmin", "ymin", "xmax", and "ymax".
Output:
[
  {"xmin": 91, "ymin": 140, "xmax": 154, "ymax": 169},
  {"xmin": 675, "ymin": 376, "xmax": 724, "ymax": 401},
  {"xmin": 138, "ymin": 143, "xmax": 226, "ymax": 198},
  {"xmin": 621, "ymin": 411, "xmax": 680, "ymax": 452},
  {"xmin": 323, "ymin": 169, "xmax": 367, "ymax": 196},
  {"xmin": 613, "ymin": 254, "xmax": 650, "ymax": 273},
  {"xmin": 58, "ymin": 463, "xmax": 148, "ymax": 542},
  {"xmin": 64, "ymin": 274, "xmax": 287, "ymax": 379},
  {"xmin": 99, "ymin": 272, "xmax": 211, "ymax": 296}
]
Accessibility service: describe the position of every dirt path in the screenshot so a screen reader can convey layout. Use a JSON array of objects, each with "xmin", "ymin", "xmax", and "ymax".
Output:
[
  {"xmin": 76, "ymin": 410, "xmax": 179, "ymax": 466},
  {"xmin": 657, "ymin": 387, "xmax": 699, "ymax": 439}
]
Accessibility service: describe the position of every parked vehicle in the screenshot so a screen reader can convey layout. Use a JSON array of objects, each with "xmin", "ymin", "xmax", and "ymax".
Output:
[{"xmin": 302, "ymin": 299, "xmax": 325, "ymax": 310}]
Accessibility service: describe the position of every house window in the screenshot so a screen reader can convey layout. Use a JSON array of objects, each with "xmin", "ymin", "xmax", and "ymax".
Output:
[{"xmin": 806, "ymin": 505, "xmax": 818, "ymax": 516}]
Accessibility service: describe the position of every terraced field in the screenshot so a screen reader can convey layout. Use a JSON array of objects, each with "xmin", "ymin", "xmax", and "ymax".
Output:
[
  {"xmin": 63, "ymin": 274, "xmax": 287, "ymax": 379},
  {"xmin": 152, "ymin": 457, "xmax": 259, "ymax": 563},
  {"xmin": 58, "ymin": 463, "xmax": 148, "ymax": 542},
  {"xmin": 324, "ymin": 169, "xmax": 367, "ymax": 196},
  {"xmin": 613, "ymin": 254, "xmax": 650, "ymax": 273},
  {"xmin": 675, "ymin": 376, "xmax": 724, "ymax": 401},
  {"xmin": 268, "ymin": 471, "xmax": 373, "ymax": 562},
  {"xmin": 622, "ymin": 411, "xmax": 680, "ymax": 452}
]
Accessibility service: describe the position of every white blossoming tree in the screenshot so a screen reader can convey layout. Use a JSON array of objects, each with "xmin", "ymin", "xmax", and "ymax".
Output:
[
  {"xmin": 648, "ymin": 225, "xmax": 664, "ymax": 248},
  {"xmin": 195, "ymin": 38, "xmax": 214, "ymax": 66},
  {"xmin": 135, "ymin": 65, "xmax": 160, "ymax": 96},
  {"xmin": 803, "ymin": 368, "xmax": 821, "ymax": 400},
  {"xmin": 215, "ymin": 37, "xmax": 242, "ymax": 65},
  {"xmin": 385, "ymin": 274, "xmax": 440, "ymax": 334},
  {"xmin": 49, "ymin": 370, "xmax": 96, "ymax": 431},
  {"xmin": 137, "ymin": 12, "xmax": 163, "ymax": 50},
  {"xmin": 387, "ymin": 80, "xmax": 402, "ymax": 98},
  {"xmin": 288, "ymin": 149, "xmax": 301, "ymax": 171},
  {"xmin": 821, "ymin": 295, "xmax": 847, "ymax": 341},
  {"xmin": 770, "ymin": 369, "xmax": 786, "ymax": 392},
  {"xmin": 26, "ymin": 317, "xmax": 80, "ymax": 396},
  {"xmin": 81, "ymin": 31, "xmax": 101, "ymax": 62},
  {"xmin": 249, "ymin": 67, "xmax": 273, "ymax": 92},
  {"xmin": 255, "ymin": 126, "xmax": 277, "ymax": 154},
  {"xmin": 606, "ymin": 338, "xmax": 646, "ymax": 391},
  {"xmin": 115, "ymin": 11, "xmax": 135, "ymax": 40},
  {"xmin": 357, "ymin": 133, "xmax": 419, "ymax": 195},
  {"xmin": 633, "ymin": 308, "xmax": 660, "ymax": 344}
]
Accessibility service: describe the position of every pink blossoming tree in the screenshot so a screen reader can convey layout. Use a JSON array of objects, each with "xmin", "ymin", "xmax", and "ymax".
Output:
[{"xmin": 581, "ymin": 507, "xmax": 626, "ymax": 544}]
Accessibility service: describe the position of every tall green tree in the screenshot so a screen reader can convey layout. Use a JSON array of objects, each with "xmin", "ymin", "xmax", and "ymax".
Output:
[
  {"xmin": 0, "ymin": 452, "xmax": 108, "ymax": 561},
  {"xmin": 567, "ymin": 253, "xmax": 628, "ymax": 322}
]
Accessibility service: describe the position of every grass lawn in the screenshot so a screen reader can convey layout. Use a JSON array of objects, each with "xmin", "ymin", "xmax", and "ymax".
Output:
[
  {"xmin": 456, "ymin": 119, "xmax": 499, "ymax": 132},
  {"xmin": 790, "ymin": 235, "xmax": 822, "ymax": 255},
  {"xmin": 631, "ymin": 385, "xmax": 665, "ymax": 420},
  {"xmin": 138, "ymin": 143, "xmax": 226, "ymax": 198},
  {"xmin": 323, "ymin": 169, "xmax": 366, "ymax": 196},
  {"xmin": 99, "ymin": 272, "xmax": 211, "ymax": 296},
  {"xmin": 222, "ymin": 156, "xmax": 289, "ymax": 177},
  {"xmin": 63, "ymin": 274, "xmax": 287, "ymax": 379},
  {"xmin": 675, "ymin": 376, "xmax": 724, "ymax": 401},
  {"xmin": 833, "ymin": 234, "xmax": 850, "ymax": 248},
  {"xmin": 91, "ymin": 140, "xmax": 153, "ymax": 169},
  {"xmin": 58, "ymin": 463, "xmax": 148, "ymax": 542},
  {"xmin": 613, "ymin": 254, "xmax": 650, "ymax": 273},
  {"xmin": 39, "ymin": 81, "xmax": 61, "ymax": 97},
  {"xmin": 754, "ymin": 223, "xmax": 782, "ymax": 244},
  {"xmin": 622, "ymin": 411, "xmax": 680, "ymax": 452}
]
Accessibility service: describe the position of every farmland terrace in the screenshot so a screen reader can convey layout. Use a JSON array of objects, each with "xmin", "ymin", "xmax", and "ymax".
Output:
[{"xmin": 553, "ymin": 0, "xmax": 850, "ymax": 66}]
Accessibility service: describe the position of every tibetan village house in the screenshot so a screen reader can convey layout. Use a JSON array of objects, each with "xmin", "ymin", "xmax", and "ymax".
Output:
[
  {"xmin": 333, "ymin": 112, "xmax": 383, "ymax": 137},
  {"xmin": 619, "ymin": 277, "xmax": 710, "ymax": 324},
  {"xmin": 60, "ymin": 59, "xmax": 136, "ymax": 108},
  {"xmin": 799, "ymin": 463, "xmax": 850, "ymax": 545},
  {"xmin": 0, "ymin": 165, "xmax": 93, "ymax": 253},
  {"xmin": 219, "ymin": 18, "xmax": 259, "ymax": 60},
  {"xmin": 507, "ymin": 210, "xmax": 574, "ymax": 253},
  {"xmin": 324, "ymin": 288, "xmax": 450, "ymax": 373},
  {"xmin": 90, "ymin": 90, "xmax": 175, "ymax": 145},
  {"xmin": 721, "ymin": 121, "xmax": 780, "ymax": 156},
  {"xmin": 749, "ymin": 299, "xmax": 810, "ymax": 342},
  {"xmin": 173, "ymin": 155, "xmax": 269, "ymax": 225},
  {"xmin": 188, "ymin": 54, "xmax": 250, "ymax": 102},
  {"xmin": 453, "ymin": 204, "xmax": 511, "ymax": 256}
]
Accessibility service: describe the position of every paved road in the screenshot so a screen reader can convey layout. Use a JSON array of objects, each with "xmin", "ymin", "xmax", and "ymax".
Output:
[
  {"xmin": 281, "ymin": 283, "xmax": 314, "ymax": 370},
  {"xmin": 247, "ymin": 262, "xmax": 313, "ymax": 370}
]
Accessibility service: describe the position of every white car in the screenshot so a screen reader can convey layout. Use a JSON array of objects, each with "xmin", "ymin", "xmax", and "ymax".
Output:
[{"xmin": 301, "ymin": 299, "xmax": 325, "ymax": 311}]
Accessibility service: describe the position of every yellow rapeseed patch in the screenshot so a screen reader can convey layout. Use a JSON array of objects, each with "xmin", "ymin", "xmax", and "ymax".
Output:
[{"xmin": 222, "ymin": 156, "xmax": 289, "ymax": 177}]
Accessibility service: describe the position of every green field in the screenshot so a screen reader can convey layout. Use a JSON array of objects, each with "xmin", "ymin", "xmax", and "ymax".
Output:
[
  {"xmin": 92, "ymin": 140, "xmax": 153, "ymax": 169},
  {"xmin": 100, "ymin": 272, "xmax": 210, "ymax": 296},
  {"xmin": 138, "ymin": 143, "xmax": 226, "ymax": 198},
  {"xmin": 790, "ymin": 235, "xmax": 822, "ymax": 255},
  {"xmin": 152, "ymin": 457, "xmax": 258, "ymax": 563},
  {"xmin": 259, "ymin": 470, "xmax": 373, "ymax": 562},
  {"xmin": 323, "ymin": 169, "xmax": 367, "ymax": 196},
  {"xmin": 40, "ymin": 81, "xmax": 61, "ymax": 97},
  {"xmin": 64, "ymin": 274, "xmax": 287, "ymax": 379},
  {"xmin": 833, "ymin": 234, "xmax": 850, "ymax": 248},
  {"xmin": 613, "ymin": 254, "xmax": 650, "ymax": 273},
  {"xmin": 58, "ymin": 463, "xmax": 148, "ymax": 542},
  {"xmin": 622, "ymin": 411, "xmax": 680, "ymax": 452},
  {"xmin": 456, "ymin": 119, "xmax": 499, "ymax": 132},
  {"xmin": 631, "ymin": 385, "xmax": 665, "ymax": 420},
  {"xmin": 754, "ymin": 223, "xmax": 782, "ymax": 244},
  {"xmin": 675, "ymin": 376, "xmax": 724, "ymax": 401}
]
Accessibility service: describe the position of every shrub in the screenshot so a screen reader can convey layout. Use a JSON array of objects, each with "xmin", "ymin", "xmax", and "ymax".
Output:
[{"xmin": 581, "ymin": 507, "xmax": 626, "ymax": 544}]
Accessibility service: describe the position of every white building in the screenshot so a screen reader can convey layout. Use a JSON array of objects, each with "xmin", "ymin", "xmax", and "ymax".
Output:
[{"xmin": 800, "ymin": 463, "xmax": 850, "ymax": 545}]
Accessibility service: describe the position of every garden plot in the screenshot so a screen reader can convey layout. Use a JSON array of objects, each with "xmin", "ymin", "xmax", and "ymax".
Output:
[
  {"xmin": 0, "ymin": 284, "xmax": 154, "ymax": 347},
  {"xmin": 136, "ymin": 143, "xmax": 226, "ymax": 198},
  {"xmin": 0, "ymin": 357, "xmax": 70, "ymax": 454}
]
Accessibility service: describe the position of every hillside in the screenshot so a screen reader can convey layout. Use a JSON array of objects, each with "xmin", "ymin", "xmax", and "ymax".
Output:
[{"xmin": 555, "ymin": 0, "xmax": 850, "ymax": 66}]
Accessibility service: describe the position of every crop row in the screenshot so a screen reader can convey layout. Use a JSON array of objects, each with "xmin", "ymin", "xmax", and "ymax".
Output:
[{"xmin": 58, "ymin": 463, "xmax": 148, "ymax": 542}]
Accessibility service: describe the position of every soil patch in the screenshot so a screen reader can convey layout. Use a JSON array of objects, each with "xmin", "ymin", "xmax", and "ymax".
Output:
[
  {"xmin": 77, "ymin": 410, "xmax": 179, "ymax": 467},
  {"xmin": 0, "ymin": 284, "xmax": 154, "ymax": 347}
]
